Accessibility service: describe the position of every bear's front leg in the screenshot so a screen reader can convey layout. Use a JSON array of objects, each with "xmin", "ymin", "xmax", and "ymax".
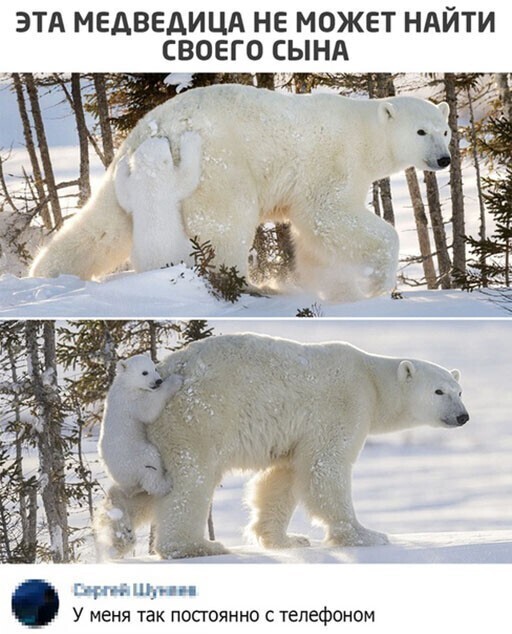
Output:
[
  {"xmin": 135, "ymin": 375, "xmax": 183, "ymax": 425},
  {"xmin": 352, "ymin": 209, "xmax": 399, "ymax": 299},
  {"xmin": 294, "ymin": 200, "xmax": 399, "ymax": 301},
  {"xmin": 299, "ymin": 453, "xmax": 388, "ymax": 548},
  {"xmin": 246, "ymin": 463, "xmax": 311, "ymax": 549}
]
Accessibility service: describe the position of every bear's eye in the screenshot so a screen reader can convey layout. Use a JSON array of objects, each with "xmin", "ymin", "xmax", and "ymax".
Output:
[
  {"xmin": 417, "ymin": 129, "xmax": 427, "ymax": 136},
  {"xmin": 459, "ymin": 391, "xmax": 462, "ymax": 397},
  {"xmin": 444, "ymin": 131, "xmax": 448, "ymax": 136},
  {"xmin": 435, "ymin": 389, "xmax": 444, "ymax": 395},
  {"xmin": 142, "ymin": 371, "xmax": 148, "ymax": 376}
]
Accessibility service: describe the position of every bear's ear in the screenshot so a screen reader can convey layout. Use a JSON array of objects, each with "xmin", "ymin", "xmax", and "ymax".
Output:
[
  {"xmin": 451, "ymin": 368, "xmax": 461, "ymax": 382},
  {"xmin": 398, "ymin": 360, "xmax": 416, "ymax": 382},
  {"xmin": 116, "ymin": 359, "xmax": 127, "ymax": 373},
  {"xmin": 437, "ymin": 101, "xmax": 450, "ymax": 122},
  {"xmin": 378, "ymin": 101, "xmax": 396, "ymax": 123}
]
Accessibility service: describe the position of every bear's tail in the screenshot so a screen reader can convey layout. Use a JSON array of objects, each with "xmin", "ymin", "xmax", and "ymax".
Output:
[
  {"xmin": 93, "ymin": 484, "xmax": 154, "ymax": 561},
  {"xmin": 29, "ymin": 165, "xmax": 133, "ymax": 280}
]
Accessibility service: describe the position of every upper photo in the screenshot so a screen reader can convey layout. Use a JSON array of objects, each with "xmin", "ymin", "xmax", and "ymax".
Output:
[{"xmin": 0, "ymin": 72, "xmax": 510, "ymax": 318}]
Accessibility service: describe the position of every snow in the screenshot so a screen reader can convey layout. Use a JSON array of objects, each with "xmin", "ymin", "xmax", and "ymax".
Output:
[
  {"xmin": 106, "ymin": 508, "xmax": 124, "ymax": 521},
  {"xmin": 0, "ymin": 266, "xmax": 510, "ymax": 317},
  {"xmin": 69, "ymin": 321, "xmax": 512, "ymax": 564},
  {"xmin": 164, "ymin": 73, "xmax": 195, "ymax": 93},
  {"xmin": 129, "ymin": 532, "xmax": 512, "ymax": 564}
]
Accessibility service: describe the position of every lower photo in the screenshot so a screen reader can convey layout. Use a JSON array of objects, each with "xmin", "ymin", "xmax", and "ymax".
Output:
[{"xmin": 0, "ymin": 318, "xmax": 510, "ymax": 564}]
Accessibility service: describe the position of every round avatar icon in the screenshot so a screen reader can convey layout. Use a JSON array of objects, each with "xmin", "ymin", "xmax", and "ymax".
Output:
[{"xmin": 12, "ymin": 579, "xmax": 59, "ymax": 628}]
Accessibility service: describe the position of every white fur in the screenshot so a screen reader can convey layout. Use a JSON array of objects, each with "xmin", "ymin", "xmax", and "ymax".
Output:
[
  {"xmin": 98, "ymin": 354, "xmax": 182, "ymax": 497},
  {"xmin": 94, "ymin": 485, "xmax": 154, "ymax": 560},
  {"xmin": 114, "ymin": 132, "xmax": 202, "ymax": 271},
  {"xmin": 29, "ymin": 85, "xmax": 451, "ymax": 300},
  {"xmin": 100, "ymin": 333, "xmax": 468, "ymax": 559}
]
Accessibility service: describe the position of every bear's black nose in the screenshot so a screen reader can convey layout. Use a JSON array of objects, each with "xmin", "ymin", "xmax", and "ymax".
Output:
[
  {"xmin": 457, "ymin": 413, "xmax": 469, "ymax": 426},
  {"xmin": 437, "ymin": 156, "xmax": 451, "ymax": 168},
  {"xmin": 155, "ymin": 378, "xmax": 163, "ymax": 386}
]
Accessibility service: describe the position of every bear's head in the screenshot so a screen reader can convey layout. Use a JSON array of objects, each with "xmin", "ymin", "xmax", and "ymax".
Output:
[
  {"xmin": 115, "ymin": 354, "xmax": 163, "ymax": 391},
  {"xmin": 398, "ymin": 359, "xmax": 469, "ymax": 429},
  {"xmin": 130, "ymin": 137, "xmax": 173, "ymax": 172},
  {"xmin": 378, "ymin": 97, "xmax": 451, "ymax": 172}
]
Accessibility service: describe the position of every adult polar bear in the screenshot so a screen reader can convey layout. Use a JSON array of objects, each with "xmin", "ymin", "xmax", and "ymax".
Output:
[
  {"xmin": 105, "ymin": 333, "xmax": 468, "ymax": 559},
  {"xmin": 30, "ymin": 85, "xmax": 451, "ymax": 300}
]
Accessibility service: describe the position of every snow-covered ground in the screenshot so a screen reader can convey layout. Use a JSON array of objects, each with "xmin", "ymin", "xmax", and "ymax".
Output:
[
  {"xmin": 1, "ymin": 265, "xmax": 510, "ymax": 317},
  {"xmin": 64, "ymin": 321, "xmax": 512, "ymax": 564}
]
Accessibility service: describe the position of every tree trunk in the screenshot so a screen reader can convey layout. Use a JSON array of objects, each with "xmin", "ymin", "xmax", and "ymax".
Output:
[
  {"xmin": 372, "ymin": 183, "xmax": 381, "ymax": 217},
  {"xmin": 444, "ymin": 73, "xmax": 465, "ymax": 282},
  {"xmin": 207, "ymin": 506, "xmax": 215, "ymax": 541},
  {"xmin": 0, "ymin": 156, "xmax": 18, "ymax": 212},
  {"xmin": 466, "ymin": 85, "xmax": 487, "ymax": 285},
  {"xmin": 293, "ymin": 73, "xmax": 314, "ymax": 93},
  {"xmin": 75, "ymin": 403, "xmax": 94, "ymax": 523},
  {"xmin": 506, "ymin": 216, "xmax": 510, "ymax": 287},
  {"xmin": 93, "ymin": 74, "xmax": 115, "ymax": 167},
  {"xmin": 0, "ymin": 499, "xmax": 12, "ymax": 561},
  {"xmin": 256, "ymin": 74, "xmax": 275, "ymax": 90},
  {"xmin": 372, "ymin": 73, "xmax": 395, "ymax": 225},
  {"xmin": 376, "ymin": 178, "xmax": 395, "ymax": 226},
  {"xmin": 405, "ymin": 168, "xmax": 437, "ymax": 288},
  {"xmin": 11, "ymin": 73, "xmax": 52, "ymax": 229},
  {"xmin": 376, "ymin": 73, "xmax": 396, "ymax": 98},
  {"xmin": 56, "ymin": 75, "xmax": 105, "ymax": 167},
  {"xmin": 25, "ymin": 321, "xmax": 69, "ymax": 563},
  {"xmin": 495, "ymin": 73, "xmax": 512, "ymax": 121},
  {"xmin": 70, "ymin": 73, "xmax": 91, "ymax": 206},
  {"xmin": 424, "ymin": 171, "xmax": 452, "ymax": 289},
  {"xmin": 26, "ymin": 487, "xmax": 38, "ymax": 562},
  {"xmin": 148, "ymin": 321, "xmax": 158, "ymax": 363},
  {"xmin": 102, "ymin": 324, "xmax": 117, "ymax": 387},
  {"xmin": 8, "ymin": 344, "xmax": 37, "ymax": 560},
  {"xmin": 23, "ymin": 73, "xmax": 62, "ymax": 228}
]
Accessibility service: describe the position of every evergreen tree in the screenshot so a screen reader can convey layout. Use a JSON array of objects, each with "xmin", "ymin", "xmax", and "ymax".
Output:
[
  {"xmin": 460, "ymin": 117, "xmax": 512, "ymax": 288},
  {"xmin": 180, "ymin": 320, "xmax": 214, "ymax": 344}
]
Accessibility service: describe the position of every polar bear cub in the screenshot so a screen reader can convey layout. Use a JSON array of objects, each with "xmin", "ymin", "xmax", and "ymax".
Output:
[
  {"xmin": 114, "ymin": 132, "xmax": 202, "ymax": 272},
  {"xmin": 98, "ymin": 354, "xmax": 182, "ymax": 497}
]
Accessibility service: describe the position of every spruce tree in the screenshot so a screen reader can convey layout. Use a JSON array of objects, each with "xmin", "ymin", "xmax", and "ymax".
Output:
[{"xmin": 460, "ymin": 117, "xmax": 512, "ymax": 288}]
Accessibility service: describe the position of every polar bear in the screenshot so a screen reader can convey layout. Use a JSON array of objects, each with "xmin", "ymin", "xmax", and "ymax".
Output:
[
  {"xmin": 114, "ymin": 132, "xmax": 202, "ymax": 272},
  {"xmin": 29, "ymin": 84, "xmax": 451, "ymax": 301},
  {"xmin": 94, "ymin": 485, "xmax": 155, "ymax": 559},
  {"xmin": 99, "ymin": 333, "xmax": 468, "ymax": 559},
  {"xmin": 98, "ymin": 354, "xmax": 183, "ymax": 497}
]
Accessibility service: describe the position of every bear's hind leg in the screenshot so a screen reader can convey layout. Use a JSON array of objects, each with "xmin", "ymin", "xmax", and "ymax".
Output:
[
  {"xmin": 184, "ymin": 169, "xmax": 262, "ymax": 291},
  {"xmin": 29, "ymin": 174, "xmax": 132, "ymax": 280},
  {"xmin": 246, "ymin": 463, "xmax": 310, "ymax": 549},
  {"xmin": 94, "ymin": 485, "xmax": 153, "ymax": 559},
  {"xmin": 153, "ymin": 463, "xmax": 228, "ymax": 559}
]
